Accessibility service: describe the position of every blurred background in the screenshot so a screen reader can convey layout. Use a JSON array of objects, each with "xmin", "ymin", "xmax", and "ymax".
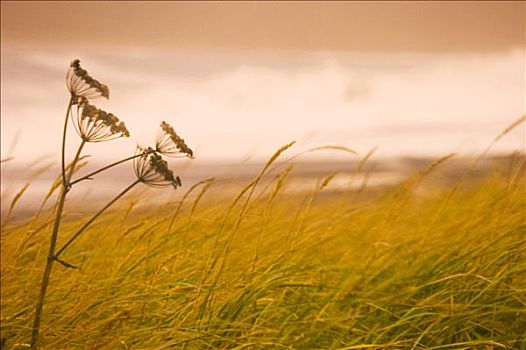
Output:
[{"xmin": 1, "ymin": 1, "xmax": 525, "ymax": 213}]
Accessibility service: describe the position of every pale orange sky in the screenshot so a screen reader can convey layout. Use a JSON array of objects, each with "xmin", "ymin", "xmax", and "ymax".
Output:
[
  {"xmin": 2, "ymin": 1, "xmax": 524, "ymax": 52},
  {"xmin": 1, "ymin": 1, "xmax": 525, "ymax": 167}
]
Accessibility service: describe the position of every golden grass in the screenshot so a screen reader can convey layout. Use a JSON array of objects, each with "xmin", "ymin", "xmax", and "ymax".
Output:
[{"xmin": 1, "ymin": 152, "xmax": 525, "ymax": 349}]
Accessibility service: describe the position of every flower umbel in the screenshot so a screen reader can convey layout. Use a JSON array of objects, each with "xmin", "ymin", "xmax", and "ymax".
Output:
[
  {"xmin": 67, "ymin": 59, "xmax": 109, "ymax": 102},
  {"xmin": 134, "ymin": 147, "xmax": 181, "ymax": 189},
  {"xmin": 73, "ymin": 97, "xmax": 130, "ymax": 142},
  {"xmin": 155, "ymin": 121, "xmax": 194, "ymax": 158}
]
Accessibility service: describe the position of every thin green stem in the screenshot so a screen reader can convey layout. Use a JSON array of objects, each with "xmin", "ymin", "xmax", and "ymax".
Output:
[
  {"xmin": 54, "ymin": 179, "xmax": 140, "ymax": 259},
  {"xmin": 30, "ymin": 139, "xmax": 85, "ymax": 349},
  {"xmin": 167, "ymin": 178, "xmax": 214, "ymax": 233}
]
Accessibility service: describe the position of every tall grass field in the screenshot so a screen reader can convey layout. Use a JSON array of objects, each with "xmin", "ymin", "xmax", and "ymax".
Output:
[{"xmin": 1, "ymin": 149, "xmax": 525, "ymax": 349}]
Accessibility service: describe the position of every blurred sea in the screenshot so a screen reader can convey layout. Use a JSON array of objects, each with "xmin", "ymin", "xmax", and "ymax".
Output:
[{"xmin": 2, "ymin": 154, "xmax": 523, "ymax": 220}]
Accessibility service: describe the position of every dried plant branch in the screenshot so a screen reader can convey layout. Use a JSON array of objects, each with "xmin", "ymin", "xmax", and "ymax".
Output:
[
  {"xmin": 31, "ymin": 139, "xmax": 85, "ymax": 349},
  {"xmin": 30, "ymin": 59, "xmax": 192, "ymax": 349},
  {"xmin": 70, "ymin": 151, "xmax": 150, "ymax": 186},
  {"xmin": 61, "ymin": 97, "xmax": 74, "ymax": 189},
  {"xmin": 54, "ymin": 179, "xmax": 140, "ymax": 261}
]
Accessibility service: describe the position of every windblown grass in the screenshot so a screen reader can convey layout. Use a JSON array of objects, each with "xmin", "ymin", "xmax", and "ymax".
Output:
[{"xmin": 1, "ymin": 153, "xmax": 525, "ymax": 349}]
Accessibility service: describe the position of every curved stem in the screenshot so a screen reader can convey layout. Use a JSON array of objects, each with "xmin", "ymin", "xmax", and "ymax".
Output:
[
  {"xmin": 69, "ymin": 149, "xmax": 188, "ymax": 187},
  {"xmin": 54, "ymin": 180, "xmax": 140, "ymax": 259},
  {"xmin": 31, "ymin": 138, "xmax": 85, "ymax": 349},
  {"xmin": 70, "ymin": 141, "xmax": 86, "ymax": 182},
  {"xmin": 70, "ymin": 153, "xmax": 142, "ymax": 186},
  {"xmin": 61, "ymin": 97, "xmax": 74, "ymax": 188}
]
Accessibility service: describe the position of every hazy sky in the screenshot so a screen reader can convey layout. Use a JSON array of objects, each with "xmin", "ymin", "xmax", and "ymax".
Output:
[
  {"xmin": 2, "ymin": 2, "xmax": 524, "ymax": 52},
  {"xmin": 1, "ymin": 1, "xmax": 525, "ymax": 164}
]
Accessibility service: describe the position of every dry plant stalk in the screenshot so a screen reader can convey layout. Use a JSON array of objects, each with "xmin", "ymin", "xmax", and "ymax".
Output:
[{"xmin": 30, "ymin": 60, "xmax": 194, "ymax": 349}]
